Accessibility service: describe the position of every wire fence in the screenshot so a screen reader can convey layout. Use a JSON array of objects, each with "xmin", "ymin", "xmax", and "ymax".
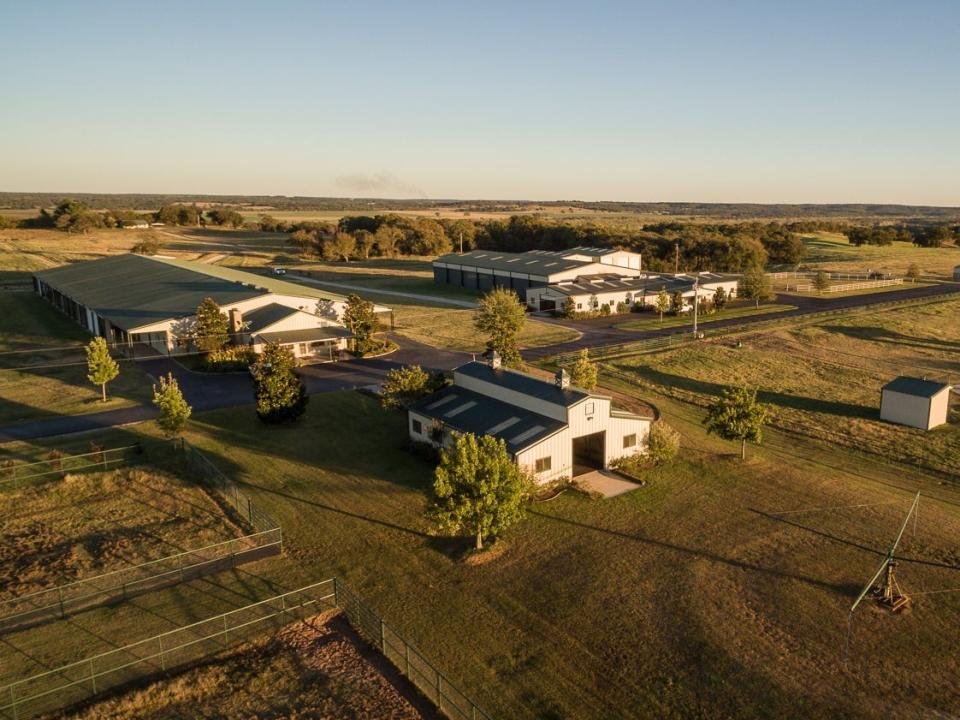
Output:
[
  {"xmin": 549, "ymin": 290, "xmax": 959, "ymax": 365},
  {"xmin": 0, "ymin": 578, "xmax": 491, "ymax": 720},
  {"xmin": 0, "ymin": 441, "xmax": 283, "ymax": 634},
  {"xmin": 0, "ymin": 445, "xmax": 144, "ymax": 491}
]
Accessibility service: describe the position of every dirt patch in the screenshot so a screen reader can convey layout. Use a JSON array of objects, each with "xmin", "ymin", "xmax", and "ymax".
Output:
[{"xmin": 62, "ymin": 612, "xmax": 431, "ymax": 720}]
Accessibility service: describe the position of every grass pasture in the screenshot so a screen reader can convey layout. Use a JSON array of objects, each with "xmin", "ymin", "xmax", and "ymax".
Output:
[
  {"xmin": 800, "ymin": 231, "xmax": 960, "ymax": 278},
  {"xmin": 0, "ymin": 293, "xmax": 152, "ymax": 426},
  {"xmin": 0, "ymin": 466, "xmax": 244, "ymax": 602},
  {"xmin": 606, "ymin": 297, "xmax": 960, "ymax": 476},
  {"xmin": 615, "ymin": 302, "xmax": 795, "ymax": 331},
  {"xmin": 4, "ymin": 391, "xmax": 957, "ymax": 719}
]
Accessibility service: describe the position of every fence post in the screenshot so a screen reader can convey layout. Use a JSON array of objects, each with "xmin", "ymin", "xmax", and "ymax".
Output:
[
  {"xmin": 89, "ymin": 659, "xmax": 97, "ymax": 694},
  {"xmin": 404, "ymin": 643, "xmax": 410, "ymax": 677},
  {"xmin": 10, "ymin": 685, "xmax": 17, "ymax": 720},
  {"xmin": 333, "ymin": 577, "xmax": 339, "ymax": 608},
  {"xmin": 223, "ymin": 615, "xmax": 229, "ymax": 646},
  {"xmin": 58, "ymin": 586, "xmax": 65, "ymax": 619},
  {"xmin": 380, "ymin": 619, "xmax": 385, "ymax": 651},
  {"xmin": 437, "ymin": 671, "xmax": 443, "ymax": 711},
  {"xmin": 159, "ymin": 635, "xmax": 165, "ymax": 671}
]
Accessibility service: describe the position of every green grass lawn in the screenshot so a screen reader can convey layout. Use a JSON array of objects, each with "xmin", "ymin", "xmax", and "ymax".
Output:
[
  {"xmin": 606, "ymin": 296, "xmax": 960, "ymax": 477},
  {"xmin": 0, "ymin": 293, "xmax": 153, "ymax": 426},
  {"xmin": 800, "ymin": 232, "xmax": 960, "ymax": 278},
  {"xmin": 3, "ymin": 390, "xmax": 959, "ymax": 719},
  {"xmin": 615, "ymin": 302, "xmax": 795, "ymax": 331}
]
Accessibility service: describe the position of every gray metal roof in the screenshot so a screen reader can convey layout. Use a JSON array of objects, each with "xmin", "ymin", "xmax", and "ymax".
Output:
[
  {"xmin": 547, "ymin": 272, "xmax": 739, "ymax": 297},
  {"xmin": 242, "ymin": 303, "xmax": 300, "ymax": 333},
  {"xmin": 433, "ymin": 250, "xmax": 588, "ymax": 276},
  {"xmin": 35, "ymin": 254, "xmax": 266, "ymax": 331},
  {"xmin": 255, "ymin": 326, "xmax": 352, "ymax": 344},
  {"xmin": 411, "ymin": 386, "xmax": 565, "ymax": 453},
  {"xmin": 882, "ymin": 376, "xmax": 951, "ymax": 398},
  {"xmin": 455, "ymin": 361, "xmax": 591, "ymax": 407}
]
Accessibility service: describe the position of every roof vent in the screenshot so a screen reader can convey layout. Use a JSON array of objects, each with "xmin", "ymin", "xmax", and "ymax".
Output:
[
  {"xmin": 488, "ymin": 350, "xmax": 502, "ymax": 369},
  {"xmin": 556, "ymin": 369, "xmax": 570, "ymax": 389}
]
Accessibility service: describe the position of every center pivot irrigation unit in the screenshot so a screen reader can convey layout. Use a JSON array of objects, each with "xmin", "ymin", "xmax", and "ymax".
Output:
[{"xmin": 845, "ymin": 493, "xmax": 920, "ymax": 659}]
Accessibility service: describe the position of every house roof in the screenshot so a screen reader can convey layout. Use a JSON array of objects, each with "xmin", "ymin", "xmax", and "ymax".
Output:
[
  {"xmin": 411, "ymin": 386, "xmax": 566, "ymax": 453},
  {"xmin": 34, "ymin": 254, "xmax": 266, "ymax": 331},
  {"xmin": 254, "ymin": 326, "xmax": 352, "ymax": 344},
  {"xmin": 547, "ymin": 272, "xmax": 740, "ymax": 297},
  {"xmin": 242, "ymin": 303, "xmax": 301, "ymax": 333},
  {"xmin": 433, "ymin": 250, "xmax": 589, "ymax": 276},
  {"xmin": 882, "ymin": 376, "xmax": 951, "ymax": 398},
  {"xmin": 454, "ymin": 361, "xmax": 592, "ymax": 408},
  {"xmin": 33, "ymin": 254, "xmax": 348, "ymax": 332}
]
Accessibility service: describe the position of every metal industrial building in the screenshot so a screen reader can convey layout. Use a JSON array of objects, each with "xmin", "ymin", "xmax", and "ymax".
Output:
[
  {"xmin": 432, "ymin": 247, "xmax": 644, "ymax": 298},
  {"xmin": 33, "ymin": 254, "xmax": 381, "ymax": 360},
  {"xmin": 408, "ymin": 354, "xmax": 652, "ymax": 483},
  {"xmin": 879, "ymin": 376, "xmax": 953, "ymax": 430}
]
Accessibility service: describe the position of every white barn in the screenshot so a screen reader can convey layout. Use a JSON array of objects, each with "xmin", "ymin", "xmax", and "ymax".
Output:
[
  {"xmin": 880, "ymin": 376, "xmax": 952, "ymax": 430},
  {"xmin": 408, "ymin": 355, "xmax": 652, "ymax": 483}
]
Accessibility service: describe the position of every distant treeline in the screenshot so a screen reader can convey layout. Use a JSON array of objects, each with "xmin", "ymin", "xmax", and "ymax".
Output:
[
  {"xmin": 844, "ymin": 224, "xmax": 958, "ymax": 248},
  {"xmin": 0, "ymin": 200, "xmax": 246, "ymax": 233},
  {"xmin": 2, "ymin": 192, "xmax": 959, "ymax": 219}
]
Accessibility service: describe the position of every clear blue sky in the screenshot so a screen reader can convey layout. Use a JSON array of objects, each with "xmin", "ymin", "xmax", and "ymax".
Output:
[{"xmin": 1, "ymin": 1, "xmax": 957, "ymax": 204}]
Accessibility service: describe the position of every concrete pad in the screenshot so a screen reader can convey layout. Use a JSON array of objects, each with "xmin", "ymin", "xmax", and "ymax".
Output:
[{"xmin": 575, "ymin": 469, "xmax": 643, "ymax": 498}]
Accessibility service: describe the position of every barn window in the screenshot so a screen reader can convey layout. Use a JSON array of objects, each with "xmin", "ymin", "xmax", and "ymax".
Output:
[
  {"xmin": 412, "ymin": 419, "xmax": 423, "ymax": 434},
  {"xmin": 623, "ymin": 433, "xmax": 637, "ymax": 449},
  {"xmin": 577, "ymin": 303, "xmax": 583, "ymax": 309},
  {"xmin": 585, "ymin": 402, "xmax": 595, "ymax": 416},
  {"xmin": 535, "ymin": 457, "xmax": 552, "ymax": 473}
]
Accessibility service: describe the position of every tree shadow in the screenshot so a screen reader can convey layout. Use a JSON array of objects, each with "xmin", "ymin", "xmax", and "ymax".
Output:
[
  {"xmin": 624, "ymin": 366, "xmax": 878, "ymax": 420},
  {"xmin": 819, "ymin": 324, "xmax": 960, "ymax": 353}
]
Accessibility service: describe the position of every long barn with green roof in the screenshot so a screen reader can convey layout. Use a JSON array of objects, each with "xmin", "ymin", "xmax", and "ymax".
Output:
[{"xmin": 33, "ymin": 254, "xmax": 385, "ymax": 361}]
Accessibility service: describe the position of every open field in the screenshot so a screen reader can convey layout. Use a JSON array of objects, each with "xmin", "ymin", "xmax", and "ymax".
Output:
[
  {"xmin": 0, "ymin": 293, "xmax": 153, "ymax": 426},
  {"xmin": 606, "ymin": 297, "xmax": 960, "ymax": 476},
  {"xmin": 4, "ymin": 388, "xmax": 958, "ymax": 719},
  {"xmin": 800, "ymin": 232, "xmax": 960, "ymax": 278},
  {"xmin": 1, "ymin": 466, "xmax": 243, "ymax": 600},
  {"xmin": 64, "ymin": 612, "xmax": 426, "ymax": 720},
  {"xmin": 615, "ymin": 302, "xmax": 795, "ymax": 331}
]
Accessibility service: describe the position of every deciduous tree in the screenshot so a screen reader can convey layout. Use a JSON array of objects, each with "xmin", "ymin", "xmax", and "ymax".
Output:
[
  {"xmin": 153, "ymin": 372, "xmax": 192, "ymax": 438},
  {"xmin": 655, "ymin": 288, "xmax": 670, "ymax": 322},
  {"xmin": 342, "ymin": 294, "xmax": 378, "ymax": 353},
  {"xmin": 738, "ymin": 267, "xmax": 775, "ymax": 308},
  {"xmin": 429, "ymin": 432, "xmax": 530, "ymax": 550},
  {"xmin": 569, "ymin": 349, "xmax": 598, "ymax": 390},
  {"xmin": 713, "ymin": 286, "xmax": 728, "ymax": 312},
  {"xmin": 474, "ymin": 287, "xmax": 526, "ymax": 366},
  {"xmin": 85, "ymin": 336, "xmax": 119, "ymax": 402},
  {"xmin": 703, "ymin": 386, "xmax": 768, "ymax": 460},
  {"xmin": 813, "ymin": 270, "xmax": 830, "ymax": 292},
  {"xmin": 381, "ymin": 364, "xmax": 441, "ymax": 409},
  {"xmin": 193, "ymin": 297, "xmax": 230, "ymax": 352},
  {"xmin": 252, "ymin": 342, "xmax": 308, "ymax": 423}
]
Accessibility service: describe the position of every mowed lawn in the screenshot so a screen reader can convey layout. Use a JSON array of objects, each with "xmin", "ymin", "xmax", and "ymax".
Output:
[
  {"xmin": 800, "ymin": 231, "xmax": 960, "ymax": 278},
  {"xmin": 606, "ymin": 297, "xmax": 960, "ymax": 476},
  {"xmin": 0, "ymin": 293, "xmax": 153, "ymax": 425},
  {"xmin": 5, "ymin": 391, "xmax": 958, "ymax": 719},
  {"xmin": 615, "ymin": 302, "xmax": 795, "ymax": 331}
]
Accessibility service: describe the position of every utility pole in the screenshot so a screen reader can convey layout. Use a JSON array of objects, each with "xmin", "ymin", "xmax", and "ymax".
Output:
[
  {"xmin": 674, "ymin": 242, "xmax": 679, "ymax": 274},
  {"xmin": 459, "ymin": 231, "xmax": 463, "ymax": 254},
  {"xmin": 692, "ymin": 274, "xmax": 699, "ymax": 337}
]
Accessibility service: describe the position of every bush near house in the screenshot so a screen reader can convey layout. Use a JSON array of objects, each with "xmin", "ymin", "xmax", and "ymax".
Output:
[{"xmin": 205, "ymin": 346, "xmax": 258, "ymax": 372}]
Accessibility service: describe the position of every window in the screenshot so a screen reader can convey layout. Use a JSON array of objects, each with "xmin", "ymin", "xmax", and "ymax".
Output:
[
  {"xmin": 585, "ymin": 402, "xmax": 595, "ymax": 416},
  {"xmin": 535, "ymin": 457, "xmax": 552, "ymax": 473},
  {"xmin": 412, "ymin": 419, "xmax": 423, "ymax": 434},
  {"xmin": 623, "ymin": 433, "xmax": 637, "ymax": 449},
  {"xmin": 298, "ymin": 343, "xmax": 308, "ymax": 356},
  {"xmin": 577, "ymin": 303, "xmax": 583, "ymax": 309}
]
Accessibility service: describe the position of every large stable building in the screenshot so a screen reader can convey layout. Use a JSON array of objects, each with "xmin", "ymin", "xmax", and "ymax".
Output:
[
  {"xmin": 33, "ymin": 254, "xmax": 384, "ymax": 361},
  {"xmin": 408, "ymin": 355, "xmax": 653, "ymax": 483},
  {"xmin": 432, "ymin": 247, "xmax": 739, "ymax": 312}
]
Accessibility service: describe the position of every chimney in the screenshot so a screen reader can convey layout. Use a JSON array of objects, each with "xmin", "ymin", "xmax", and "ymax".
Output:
[
  {"xmin": 229, "ymin": 308, "xmax": 243, "ymax": 333},
  {"xmin": 556, "ymin": 368, "xmax": 570, "ymax": 389},
  {"xmin": 489, "ymin": 350, "xmax": 502, "ymax": 369}
]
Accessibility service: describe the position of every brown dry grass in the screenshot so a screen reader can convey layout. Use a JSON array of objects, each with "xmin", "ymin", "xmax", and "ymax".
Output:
[
  {"xmin": 62, "ymin": 612, "xmax": 425, "ymax": 720},
  {"xmin": 0, "ymin": 467, "xmax": 243, "ymax": 599}
]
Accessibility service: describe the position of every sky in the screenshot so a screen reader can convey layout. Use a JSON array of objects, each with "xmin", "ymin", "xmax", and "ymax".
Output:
[{"xmin": 1, "ymin": 1, "xmax": 958, "ymax": 204}]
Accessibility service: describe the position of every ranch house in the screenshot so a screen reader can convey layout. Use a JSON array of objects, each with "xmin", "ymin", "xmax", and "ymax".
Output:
[
  {"xmin": 33, "ymin": 254, "xmax": 387, "ymax": 361},
  {"xmin": 408, "ymin": 354, "xmax": 653, "ymax": 483}
]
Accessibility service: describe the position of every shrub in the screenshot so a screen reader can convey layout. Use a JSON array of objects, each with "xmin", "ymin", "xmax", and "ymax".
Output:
[
  {"xmin": 616, "ymin": 301, "xmax": 630, "ymax": 314},
  {"xmin": 205, "ymin": 346, "xmax": 257, "ymax": 372},
  {"xmin": 647, "ymin": 422, "xmax": 681, "ymax": 465},
  {"xmin": 599, "ymin": 303, "xmax": 611, "ymax": 316}
]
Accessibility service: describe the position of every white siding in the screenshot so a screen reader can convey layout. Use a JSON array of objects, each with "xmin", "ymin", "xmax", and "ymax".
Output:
[
  {"xmin": 928, "ymin": 389, "xmax": 951, "ymax": 428},
  {"xmin": 566, "ymin": 396, "xmax": 612, "ymax": 438},
  {"xmin": 604, "ymin": 415, "xmax": 652, "ymax": 465},
  {"xmin": 516, "ymin": 429, "xmax": 572, "ymax": 484},
  {"xmin": 880, "ymin": 390, "xmax": 934, "ymax": 430}
]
